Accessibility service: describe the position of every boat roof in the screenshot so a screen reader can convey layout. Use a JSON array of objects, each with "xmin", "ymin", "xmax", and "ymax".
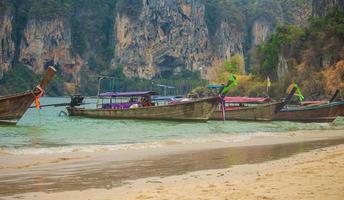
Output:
[
  {"xmin": 224, "ymin": 96, "xmax": 272, "ymax": 103},
  {"xmin": 207, "ymin": 84, "xmax": 223, "ymax": 89},
  {"xmin": 152, "ymin": 95, "xmax": 183, "ymax": 101},
  {"xmin": 99, "ymin": 91, "xmax": 158, "ymax": 97}
]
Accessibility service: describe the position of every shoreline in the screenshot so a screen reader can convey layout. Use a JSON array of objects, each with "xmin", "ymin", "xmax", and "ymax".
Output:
[
  {"xmin": 0, "ymin": 128, "xmax": 342, "ymax": 179},
  {"xmin": 4, "ymin": 144, "xmax": 344, "ymax": 200},
  {"xmin": 1, "ymin": 128, "xmax": 344, "ymax": 154},
  {"xmin": 0, "ymin": 129, "xmax": 344, "ymax": 198}
]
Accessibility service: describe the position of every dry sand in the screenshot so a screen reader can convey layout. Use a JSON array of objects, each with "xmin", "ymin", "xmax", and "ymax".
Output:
[{"xmin": 4, "ymin": 142, "xmax": 344, "ymax": 199}]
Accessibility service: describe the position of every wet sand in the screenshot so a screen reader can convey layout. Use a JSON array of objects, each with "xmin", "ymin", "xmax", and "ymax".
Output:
[{"xmin": 1, "ymin": 129, "xmax": 344, "ymax": 199}]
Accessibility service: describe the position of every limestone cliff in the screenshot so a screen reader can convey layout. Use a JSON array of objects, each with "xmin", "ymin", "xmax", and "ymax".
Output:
[
  {"xmin": 273, "ymin": 0, "xmax": 312, "ymax": 78},
  {"xmin": 312, "ymin": 0, "xmax": 344, "ymax": 17},
  {"xmin": 273, "ymin": 0, "xmax": 344, "ymax": 79},
  {"xmin": 0, "ymin": 0, "xmax": 328, "ymax": 95},
  {"xmin": 213, "ymin": 20, "xmax": 244, "ymax": 63},
  {"xmin": 113, "ymin": 0, "xmax": 313, "ymax": 80},
  {"xmin": 0, "ymin": 7, "xmax": 15, "ymax": 79},
  {"xmin": 251, "ymin": 17, "xmax": 274, "ymax": 47},
  {"xmin": 19, "ymin": 18, "xmax": 82, "ymax": 83},
  {"xmin": 115, "ymin": 0, "xmax": 213, "ymax": 79}
]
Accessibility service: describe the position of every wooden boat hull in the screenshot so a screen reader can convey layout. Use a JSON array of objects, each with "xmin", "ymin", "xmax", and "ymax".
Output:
[
  {"xmin": 274, "ymin": 101, "xmax": 344, "ymax": 122},
  {"xmin": 340, "ymin": 102, "xmax": 344, "ymax": 116},
  {"xmin": 210, "ymin": 102, "xmax": 284, "ymax": 121},
  {"xmin": 67, "ymin": 97, "xmax": 219, "ymax": 122},
  {"xmin": 0, "ymin": 66, "xmax": 56, "ymax": 124},
  {"xmin": 0, "ymin": 92, "xmax": 35, "ymax": 124}
]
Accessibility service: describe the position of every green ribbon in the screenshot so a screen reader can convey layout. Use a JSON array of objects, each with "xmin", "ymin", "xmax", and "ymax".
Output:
[
  {"xmin": 221, "ymin": 74, "xmax": 237, "ymax": 95},
  {"xmin": 294, "ymin": 84, "xmax": 304, "ymax": 102}
]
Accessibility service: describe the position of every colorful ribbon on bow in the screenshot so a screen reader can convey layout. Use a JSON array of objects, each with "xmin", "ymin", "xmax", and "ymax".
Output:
[
  {"xmin": 293, "ymin": 84, "xmax": 304, "ymax": 102},
  {"xmin": 220, "ymin": 74, "xmax": 238, "ymax": 95},
  {"xmin": 35, "ymin": 85, "xmax": 44, "ymax": 110}
]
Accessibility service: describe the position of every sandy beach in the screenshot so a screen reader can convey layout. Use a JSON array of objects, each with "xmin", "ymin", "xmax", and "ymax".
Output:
[{"xmin": 1, "ymin": 129, "xmax": 344, "ymax": 199}]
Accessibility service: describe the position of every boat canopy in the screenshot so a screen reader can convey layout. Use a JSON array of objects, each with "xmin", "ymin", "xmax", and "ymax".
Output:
[
  {"xmin": 224, "ymin": 97, "xmax": 271, "ymax": 103},
  {"xmin": 207, "ymin": 84, "xmax": 223, "ymax": 89},
  {"xmin": 99, "ymin": 91, "xmax": 158, "ymax": 97}
]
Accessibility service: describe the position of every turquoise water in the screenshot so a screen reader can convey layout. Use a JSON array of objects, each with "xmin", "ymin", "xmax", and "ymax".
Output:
[{"xmin": 0, "ymin": 97, "xmax": 343, "ymax": 153}]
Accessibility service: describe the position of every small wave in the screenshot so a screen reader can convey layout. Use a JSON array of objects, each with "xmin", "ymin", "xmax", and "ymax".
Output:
[
  {"xmin": 0, "ymin": 143, "xmax": 165, "ymax": 155},
  {"xmin": 0, "ymin": 156, "xmax": 88, "ymax": 169},
  {"xmin": 0, "ymin": 132, "xmax": 285, "ymax": 155}
]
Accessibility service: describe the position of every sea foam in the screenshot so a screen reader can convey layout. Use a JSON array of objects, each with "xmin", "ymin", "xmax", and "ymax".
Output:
[{"xmin": 0, "ymin": 132, "xmax": 282, "ymax": 155}]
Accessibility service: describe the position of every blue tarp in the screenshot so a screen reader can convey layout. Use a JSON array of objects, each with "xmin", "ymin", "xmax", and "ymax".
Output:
[{"xmin": 207, "ymin": 84, "xmax": 223, "ymax": 89}]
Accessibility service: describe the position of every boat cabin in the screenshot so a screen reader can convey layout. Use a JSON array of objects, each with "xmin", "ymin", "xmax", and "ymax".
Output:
[
  {"xmin": 223, "ymin": 97, "xmax": 272, "ymax": 110},
  {"xmin": 97, "ymin": 91, "xmax": 158, "ymax": 109}
]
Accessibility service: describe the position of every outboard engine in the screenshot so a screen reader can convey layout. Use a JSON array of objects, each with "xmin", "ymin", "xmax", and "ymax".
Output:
[{"xmin": 70, "ymin": 95, "xmax": 84, "ymax": 107}]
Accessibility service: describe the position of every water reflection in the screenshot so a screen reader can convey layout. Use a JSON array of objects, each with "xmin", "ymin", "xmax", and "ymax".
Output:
[{"xmin": 1, "ymin": 138, "xmax": 343, "ymax": 196}]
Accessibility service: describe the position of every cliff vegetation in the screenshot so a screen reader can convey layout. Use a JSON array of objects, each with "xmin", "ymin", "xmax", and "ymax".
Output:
[
  {"xmin": 252, "ymin": 8, "xmax": 344, "ymax": 99},
  {"xmin": 1, "ymin": 0, "xmax": 342, "ymax": 100}
]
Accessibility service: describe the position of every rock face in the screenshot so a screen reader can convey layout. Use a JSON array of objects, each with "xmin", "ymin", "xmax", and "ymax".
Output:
[
  {"xmin": 277, "ymin": 53, "xmax": 289, "ymax": 78},
  {"xmin": 312, "ymin": 0, "xmax": 344, "ymax": 17},
  {"xmin": 115, "ymin": 0, "xmax": 210, "ymax": 79},
  {"xmin": 250, "ymin": 0, "xmax": 282, "ymax": 47},
  {"xmin": 251, "ymin": 17, "xmax": 274, "ymax": 47},
  {"xmin": 19, "ymin": 18, "xmax": 82, "ymax": 82},
  {"xmin": 114, "ymin": 0, "xmax": 243, "ymax": 79},
  {"xmin": 0, "ymin": 10, "xmax": 15, "ymax": 79},
  {"xmin": 248, "ymin": 0, "xmax": 312, "ymax": 74},
  {"xmin": 273, "ymin": 0, "xmax": 344, "ymax": 80},
  {"xmin": 0, "ymin": 0, "xmax": 331, "ymax": 95},
  {"xmin": 213, "ymin": 20, "xmax": 244, "ymax": 63}
]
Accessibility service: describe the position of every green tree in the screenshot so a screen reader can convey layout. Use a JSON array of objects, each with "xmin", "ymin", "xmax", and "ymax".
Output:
[
  {"xmin": 257, "ymin": 25, "xmax": 305, "ymax": 78},
  {"xmin": 224, "ymin": 54, "xmax": 245, "ymax": 74}
]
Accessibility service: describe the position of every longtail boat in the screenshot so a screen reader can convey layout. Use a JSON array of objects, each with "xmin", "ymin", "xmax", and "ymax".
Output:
[
  {"xmin": 209, "ymin": 97, "xmax": 285, "ymax": 121},
  {"xmin": 274, "ymin": 101, "xmax": 344, "ymax": 122},
  {"xmin": 210, "ymin": 88, "xmax": 296, "ymax": 121},
  {"xmin": 0, "ymin": 66, "xmax": 56, "ymax": 124},
  {"xmin": 67, "ymin": 91, "xmax": 219, "ymax": 122},
  {"xmin": 274, "ymin": 89, "xmax": 344, "ymax": 122}
]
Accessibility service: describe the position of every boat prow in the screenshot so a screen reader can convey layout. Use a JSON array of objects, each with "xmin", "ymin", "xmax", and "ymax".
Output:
[{"xmin": 0, "ymin": 66, "xmax": 56, "ymax": 125}]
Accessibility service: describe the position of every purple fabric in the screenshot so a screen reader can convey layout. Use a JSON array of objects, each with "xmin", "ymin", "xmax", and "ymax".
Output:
[
  {"xmin": 99, "ymin": 91, "xmax": 158, "ymax": 97},
  {"xmin": 102, "ymin": 102, "xmax": 143, "ymax": 109}
]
